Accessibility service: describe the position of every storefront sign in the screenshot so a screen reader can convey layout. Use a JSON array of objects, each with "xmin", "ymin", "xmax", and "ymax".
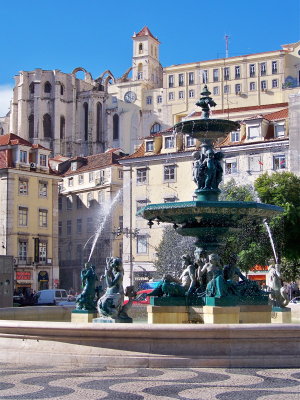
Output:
[
  {"xmin": 16, "ymin": 271, "xmax": 31, "ymax": 280},
  {"xmin": 38, "ymin": 271, "xmax": 49, "ymax": 282}
]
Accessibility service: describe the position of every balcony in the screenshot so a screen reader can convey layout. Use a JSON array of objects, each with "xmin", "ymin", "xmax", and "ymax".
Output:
[{"xmin": 14, "ymin": 257, "xmax": 33, "ymax": 266}]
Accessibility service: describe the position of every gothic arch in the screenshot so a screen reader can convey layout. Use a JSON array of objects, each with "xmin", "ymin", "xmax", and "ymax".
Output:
[
  {"xmin": 43, "ymin": 114, "xmax": 52, "ymax": 138},
  {"xmin": 28, "ymin": 114, "xmax": 34, "ymax": 138},
  {"xmin": 95, "ymin": 70, "xmax": 116, "ymax": 91},
  {"xmin": 71, "ymin": 67, "xmax": 93, "ymax": 82},
  {"xmin": 113, "ymin": 114, "xmax": 119, "ymax": 141}
]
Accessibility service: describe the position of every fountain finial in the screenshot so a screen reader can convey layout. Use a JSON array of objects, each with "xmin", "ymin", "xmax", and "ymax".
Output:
[{"xmin": 196, "ymin": 85, "xmax": 217, "ymax": 119}]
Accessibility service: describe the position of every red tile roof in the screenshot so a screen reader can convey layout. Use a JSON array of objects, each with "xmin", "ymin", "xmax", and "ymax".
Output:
[
  {"xmin": 0, "ymin": 133, "xmax": 32, "ymax": 147},
  {"xmin": 121, "ymin": 143, "xmax": 145, "ymax": 160},
  {"xmin": 63, "ymin": 152, "xmax": 122, "ymax": 176},
  {"xmin": 191, "ymin": 102, "xmax": 288, "ymax": 117},
  {"xmin": 134, "ymin": 26, "xmax": 159, "ymax": 42},
  {"xmin": 263, "ymin": 108, "xmax": 288, "ymax": 121}
]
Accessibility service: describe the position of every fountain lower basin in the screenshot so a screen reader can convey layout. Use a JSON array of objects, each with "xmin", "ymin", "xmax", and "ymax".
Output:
[{"xmin": 174, "ymin": 119, "xmax": 240, "ymax": 141}]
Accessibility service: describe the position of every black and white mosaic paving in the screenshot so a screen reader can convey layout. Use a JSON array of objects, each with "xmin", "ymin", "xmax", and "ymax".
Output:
[{"xmin": 0, "ymin": 364, "xmax": 299, "ymax": 400}]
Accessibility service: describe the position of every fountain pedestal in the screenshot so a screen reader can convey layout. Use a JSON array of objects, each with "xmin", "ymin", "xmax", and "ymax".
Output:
[
  {"xmin": 71, "ymin": 310, "xmax": 97, "ymax": 323},
  {"xmin": 271, "ymin": 307, "xmax": 292, "ymax": 323},
  {"xmin": 147, "ymin": 305, "xmax": 204, "ymax": 324},
  {"xmin": 203, "ymin": 306, "xmax": 240, "ymax": 324}
]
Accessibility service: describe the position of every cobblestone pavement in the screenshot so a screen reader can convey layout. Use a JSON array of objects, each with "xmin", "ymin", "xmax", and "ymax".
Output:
[{"xmin": 0, "ymin": 364, "xmax": 299, "ymax": 400}]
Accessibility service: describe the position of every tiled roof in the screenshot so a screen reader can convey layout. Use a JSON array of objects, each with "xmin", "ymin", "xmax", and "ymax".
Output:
[
  {"xmin": 134, "ymin": 26, "xmax": 159, "ymax": 42},
  {"xmin": 63, "ymin": 152, "xmax": 122, "ymax": 176},
  {"xmin": 121, "ymin": 143, "xmax": 145, "ymax": 160},
  {"xmin": 263, "ymin": 108, "xmax": 288, "ymax": 121},
  {"xmin": 191, "ymin": 102, "xmax": 288, "ymax": 117},
  {"xmin": 0, "ymin": 133, "xmax": 32, "ymax": 147}
]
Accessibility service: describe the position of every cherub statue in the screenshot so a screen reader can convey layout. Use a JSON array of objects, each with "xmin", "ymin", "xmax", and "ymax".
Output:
[
  {"xmin": 266, "ymin": 260, "xmax": 289, "ymax": 307},
  {"xmin": 76, "ymin": 263, "xmax": 98, "ymax": 311}
]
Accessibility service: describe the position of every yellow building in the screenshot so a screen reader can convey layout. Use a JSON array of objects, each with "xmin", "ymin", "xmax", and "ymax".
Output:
[
  {"xmin": 56, "ymin": 149, "xmax": 124, "ymax": 291},
  {"xmin": 120, "ymin": 104, "xmax": 290, "ymax": 287},
  {"xmin": 0, "ymin": 134, "xmax": 60, "ymax": 294}
]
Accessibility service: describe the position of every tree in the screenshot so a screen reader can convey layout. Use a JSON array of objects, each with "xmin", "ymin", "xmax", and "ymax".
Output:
[
  {"xmin": 219, "ymin": 178, "xmax": 255, "ymax": 202},
  {"xmin": 255, "ymin": 172, "xmax": 300, "ymax": 280},
  {"xmin": 154, "ymin": 225, "xmax": 195, "ymax": 279}
]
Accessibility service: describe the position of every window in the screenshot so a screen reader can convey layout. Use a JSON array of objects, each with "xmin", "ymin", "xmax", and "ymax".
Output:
[
  {"xmin": 43, "ymin": 113, "xmax": 52, "ymax": 138},
  {"xmin": 87, "ymin": 192, "xmax": 94, "ymax": 207},
  {"xmin": 77, "ymin": 218, "xmax": 82, "ymax": 234},
  {"xmin": 261, "ymin": 80, "xmax": 267, "ymax": 90},
  {"xmin": 178, "ymin": 74, "xmax": 184, "ymax": 86},
  {"xmin": 78, "ymin": 175, "xmax": 84, "ymax": 184},
  {"xmin": 274, "ymin": 124, "xmax": 285, "ymax": 137},
  {"xmin": 272, "ymin": 61, "xmax": 278, "ymax": 74},
  {"xmin": 28, "ymin": 114, "xmax": 34, "ymax": 138},
  {"xmin": 118, "ymin": 169, "xmax": 123, "ymax": 179},
  {"xmin": 189, "ymin": 89, "xmax": 194, "ymax": 98},
  {"xmin": 201, "ymin": 70, "xmax": 208, "ymax": 83},
  {"xmin": 96, "ymin": 102, "xmax": 103, "ymax": 142},
  {"xmin": 164, "ymin": 165, "xmax": 176, "ymax": 181},
  {"xmin": 71, "ymin": 163, "xmax": 77, "ymax": 171},
  {"xmin": 40, "ymin": 154, "xmax": 47, "ymax": 167},
  {"xmin": 67, "ymin": 220, "xmax": 72, "ymax": 235},
  {"xmin": 39, "ymin": 181, "xmax": 47, "ymax": 197},
  {"xmin": 179, "ymin": 91, "xmax": 184, "ymax": 99},
  {"xmin": 235, "ymin": 84, "xmax": 241, "ymax": 94},
  {"xmin": 213, "ymin": 69, "xmax": 219, "ymax": 82},
  {"xmin": 260, "ymin": 62, "xmax": 266, "ymax": 76},
  {"xmin": 83, "ymin": 103, "xmax": 88, "ymax": 141},
  {"xmin": 168, "ymin": 92, "xmax": 174, "ymax": 100},
  {"xmin": 29, "ymin": 82, "xmax": 34, "ymax": 94},
  {"xmin": 19, "ymin": 241, "xmax": 27, "ymax": 261},
  {"xmin": 136, "ymin": 199, "xmax": 148, "ymax": 213},
  {"xmin": 146, "ymin": 141, "xmax": 154, "ymax": 152},
  {"xmin": 168, "ymin": 75, "xmax": 174, "ymax": 88},
  {"xmin": 249, "ymin": 155, "xmax": 262, "ymax": 172},
  {"xmin": 87, "ymin": 217, "xmax": 94, "ymax": 233},
  {"xmin": 58, "ymin": 221, "xmax": 62, "ymax": 236},
  {"xmin": 89, "ymin": 172, "xmax": 94, "ymax": 182},
  {"xmin": 118, "ymin": 215, "xmax": 123, "ymax": 230},
  {"xmin": 248, "ymin": 125, "xmax": 260, "ymax": 139},
  {"xmin": 213, "ymin": 86, "xmax": 219, "ymax": 95},
  {"xmin": 231, "ymin": 131, "xmax": 240, "ymax": 142},
  {"xmin": 235, "ymin": 66, "xmax": 240, "ymax": 79},
  {"xmin": 223, "ymin": 67, "xmax": 230, "ymax": 80},
  {"xmin": 20, "ymin": 150, "xmax": 27, "ymax": 163},
  {"xmin": 77, "ymin": 194, "xmax": 83, "ymax": 208},
  {"xmin": 39, "ymin": 209, "xmax": 48, "ymax": 227},
  {"xmin": 137, "ymin": 235, "xmax": 148, "ymax": 254},
  {"xmin": 68, "ymin": 177, "xmax": 73, "ymax": 187},
  {"xmin": 18, "ymin": 207, "xmax": 28, "ymax": 226},
  {"xmin": 249, "ymin": 64, "xmax": 255, "ymax": 77},
  {"xmin": 44, "ymin": 82, "xmax": 51, "ymax": 93},
  {"xmin": 146, "ymin": 96, "xmax": 152, "ymax": 105},
  {"xmin": 224, "ymin": 85, "xmax": 230, "ymax": 94},
  {"xmin": 272, "ymin": 79, "xmax": 278, "ymax": 88},
  {"xmin": 136, "ymin": 168, "xmax": 147, "ymax": 184},
  {"xmin": 138, "ymin": 43, "xmax": 143, "ymax": 54},
  {"xmin": 66, "ymin": 196, "xmax": 72, "ymax": 210},
  {"xmin": 60, "ymin": 116, "xmax": 65, "ymax": 140},
  {"xmin": 113, "ymin": 114, "xmax": 119, "ymax": 140},
  {"xmin": 249, "ymin": 82, "xmax": 256, "ymax": 91},
  {"xmin": 76, "ymin": 244, "xmax": 83, "ymax": 264},
  {"xmin": 165, "ymin": 136, "xmax": 174, "ymax": 149},
  {"xmin": 98, "ymin": 191, "xmax": 104, "ymax": 204},
  {"xmin": 164, "ymin": 196, "xmax": 177, "ymax": 203},
  {"xmin": 60, "ymin": 84, "xmax": 64, "ymax": 95},
  {"xmin": 188, "ymin": 72, "xmax": 194, "ymax": 85},
  {"xmin": 39, "ymin": 242, "xmax": 47, "ymax": 263},
  {"xmin": 150, "ymin": 123, "xmax": 161, "ymax": 134},
  {"xmin": 19, "ymin": 179, "xmax": 28, "ymax": 195},
  {"xmin": 225, "ymin": 160, "xmax": 237, "ymax": 174},
  {"xmin": 274, "ymin": 155, "xmax": 286, "ymax": 170},
  {"xmin": 186, "ymin": 136, "xmax": 195, "ymax": 147},
  {"xmin": 157, "ymin": 95, "xmax": 162, "ymax": 103},
  {"xmin": 137, "ymin": 63, "xmax": 143, "ymax": 80},
  {"xmin": 58, "ymin": 197, "xmax": 62, "ymax": 210}
]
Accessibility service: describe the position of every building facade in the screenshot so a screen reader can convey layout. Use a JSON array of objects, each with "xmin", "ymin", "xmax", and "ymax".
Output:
[
  {"xmin": 57, "ymin": 149, "xmax": 124, "ymax": 291},
  {"xmin": 0, "ymin": 134, "xmax": 60, "ymax": 293}
]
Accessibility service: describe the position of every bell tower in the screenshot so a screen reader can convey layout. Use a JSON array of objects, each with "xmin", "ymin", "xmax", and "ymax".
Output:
[{"xmin": 132, "ymin": 26, "xmax": 162, "ymax": 88}]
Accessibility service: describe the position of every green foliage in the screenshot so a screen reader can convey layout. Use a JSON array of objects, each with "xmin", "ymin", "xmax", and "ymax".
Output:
[
  {"xmin": 154, "ymin": 225, "xmax": 195, "ymax": 278},
  {"xmin": 219, "ymin": 178, "xmax": 255, "ymax": 202}
]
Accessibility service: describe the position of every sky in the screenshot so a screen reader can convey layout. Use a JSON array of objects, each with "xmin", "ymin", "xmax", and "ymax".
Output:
[{"xmin": 0, "ymin": 0, "xmax": 299, "ymax": 116}]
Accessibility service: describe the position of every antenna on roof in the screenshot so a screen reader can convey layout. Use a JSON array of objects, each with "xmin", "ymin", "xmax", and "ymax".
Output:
[{"xmin": 225, "ymin": 34, "xmax": 229, "ymax": 58}]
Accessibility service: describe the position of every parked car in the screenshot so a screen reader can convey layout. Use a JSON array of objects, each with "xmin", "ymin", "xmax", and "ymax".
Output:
[
  {"xmin": 36, "ymin": 289, "xmax": 68, "ymax": 305},
  {"xmin": 123, "ymin": 289, "xmax": 152, "ymax": 305}
]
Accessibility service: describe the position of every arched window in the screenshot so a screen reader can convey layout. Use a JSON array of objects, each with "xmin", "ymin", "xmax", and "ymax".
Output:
[
  {"xmin": 139, "ymin": 43, "xmax": 143, "ymax": 54},
  {"xmin": 44, "ymin": 82, "xmax": 52, "ymax": 93},
  {"xmin": 150, "ymin": 123, "xmax": 161, "ymax": 134},
  {"xmin": 28, "ymin": 114, "xmax": 34, "ymax": 138},
  {"xmin": 60, "ymin": 84, "xmax": 64, "ymax": 95},
  {"xmin": 96, "ymin": 102, "xmax": 102, "ymax": 142},
  {"xmin": 113, "ymin": 114, "xmax": 119, "ymax": 141},
  {"xmin": 60, "ymin": 116, "xmax": 65, "ymax": 139},
  {"xmin": 29, "ymin": 82, "xmax": 34, "ymax": 94},
  {"xmin": 83, "ymin": 102, "xmax": 88, "ymax": 141},
  {"xmin": 43, "ymin": 114, "xmax": 52, "ymax": 138},
  {"xmin": 137, "ymin": 63, "xmax": 143, "ymax": 80},
  {"xmin": 0, "ymin": 127, "xmax": 3, "ymax": 136}
]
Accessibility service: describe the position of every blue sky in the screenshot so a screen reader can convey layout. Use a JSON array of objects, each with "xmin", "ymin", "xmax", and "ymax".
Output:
[{"xmin": 0, "ymin": 0, "xmax": 299, "ymax": 115}]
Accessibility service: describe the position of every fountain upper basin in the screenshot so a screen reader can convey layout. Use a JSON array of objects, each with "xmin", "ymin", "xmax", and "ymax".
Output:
[{"xmin": 174, "ymin": 119, "xmax": 240, "ymax": 141}]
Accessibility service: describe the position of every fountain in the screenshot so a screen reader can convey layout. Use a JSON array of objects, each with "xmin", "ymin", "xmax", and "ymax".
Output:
[{"xmin": 139, "ymin": 86, "xmax": 284, "ymax": 323}]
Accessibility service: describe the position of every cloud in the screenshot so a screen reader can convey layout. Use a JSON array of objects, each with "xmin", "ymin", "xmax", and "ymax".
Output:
[{"xmin": 0, "ymin": 85, "xmax": 13, "ymax": 117}]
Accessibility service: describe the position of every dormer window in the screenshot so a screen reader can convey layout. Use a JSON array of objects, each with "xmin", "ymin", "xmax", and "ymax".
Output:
[
  {"xmin": 146, "ymin": 141, "xmax": 154, "ymax": 152},
  {"xmin": 274, "ymin": 123, "xmax": 285, "ymax": 137},
  {"xmin": 20, "ymin": 150, "xmax": 27, "ymax": 163},
  {"xmin": 71, "ymin": 162, "xmax": 77, "ymax": 171},
  {"xmin": 248, "ymin": 125, "xmax": 260, "ymax": 140},
  {"xmin": 186, "ymin": 136, "xmax": 195, "ymax": 147},
  {"xmin": 150, "ymin": 123, "xmax": 161, "ymax": 134},
  {"xmin": 40, "ymin": 154, "xmax": 47, "ymax": 167},
  {"xmin": 231, "ymin": 132, "xmax": 240, "ymax": 142},
  {"xmin": 165, "ymin": 136, "xmax": 174, "ymax": 149}
]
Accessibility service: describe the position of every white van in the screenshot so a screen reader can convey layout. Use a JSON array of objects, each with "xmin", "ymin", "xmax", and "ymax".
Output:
[{"xmin": 36, "ymin": 289, "xmax": 68, "ymax": 305}]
